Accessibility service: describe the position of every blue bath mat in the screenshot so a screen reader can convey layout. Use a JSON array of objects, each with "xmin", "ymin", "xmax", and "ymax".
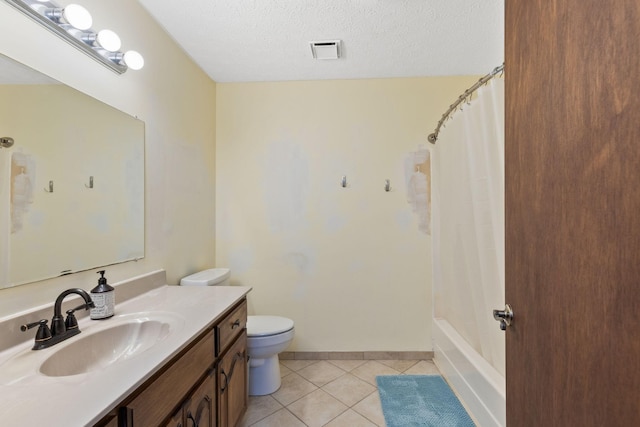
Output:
[{"xmin": 376, "ymin": 375, "xmax": 475, "ymax": 427}]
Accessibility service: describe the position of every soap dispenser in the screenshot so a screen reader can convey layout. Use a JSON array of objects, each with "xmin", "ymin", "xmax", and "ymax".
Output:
[{"xmin": 90, "ymin": 270, "xmax": 115, "ymax": 320}]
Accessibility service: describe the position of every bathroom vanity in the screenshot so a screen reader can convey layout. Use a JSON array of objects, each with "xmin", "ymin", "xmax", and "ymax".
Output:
[{"xmin": 0, "ymin": 270, "xmax": 251, "ymax": 427}]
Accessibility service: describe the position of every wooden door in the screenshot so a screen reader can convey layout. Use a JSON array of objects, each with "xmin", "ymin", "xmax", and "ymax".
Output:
[
  {"xmin": 218, "ymin": 331, "xmax": 248, "ymax": 427},
  {"xmin": 505, "ymin": 1, "xmax": 640, "ymax": 425}
]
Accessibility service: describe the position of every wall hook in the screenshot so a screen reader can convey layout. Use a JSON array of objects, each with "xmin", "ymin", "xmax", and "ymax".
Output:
[
  {"xmin": 85, "ymin": 176, "xmax": 94, "ymax": 189},
  {"xmin": 341, "ymin": 175, "xmax": 347, "ymax": 188},
  {"xmin": 385, "ymin": 179, "xmax": 391, "ymax": 192},
  {"xmin": 44, "ymin": 180, "xmax": 54, "ymax": 193},
  {"xmin": 0, "ymin": 137, "xmax": 14, "ymax": 148}
]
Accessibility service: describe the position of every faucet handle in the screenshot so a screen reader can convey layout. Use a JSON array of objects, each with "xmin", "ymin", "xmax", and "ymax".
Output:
[
  {"xmin": 67, "ymin": 302, "xmax": 94, "ymax": 314},
  {"xmin": 20, "ymin": 319, "xmax": 52, "ymax": 343},
  {"xmin": 65, "ymin": 311, "xmax": 78, "ymax": 330},
  {"xmin": 65, "ymin": 302, "xmax": 94, "ymax": 330}
]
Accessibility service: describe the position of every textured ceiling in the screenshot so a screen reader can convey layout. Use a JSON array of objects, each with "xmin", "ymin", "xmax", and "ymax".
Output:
[{"xmin": 137, "ymin": 0, "xmax": 504, "ymax": 83}]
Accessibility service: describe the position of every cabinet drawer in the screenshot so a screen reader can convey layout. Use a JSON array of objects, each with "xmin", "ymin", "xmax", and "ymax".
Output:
[
  {"xmin": 216, "ymin": 299, "xmax": 247, "ymax": 356},
  {"xmin": 124, "ymin": 330, "xmax": 214, "ymax": 427}
]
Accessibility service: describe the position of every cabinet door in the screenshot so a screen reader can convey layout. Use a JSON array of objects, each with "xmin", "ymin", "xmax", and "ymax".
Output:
[
  {"xmin": 218, "ymin": 331, "xmax": 248, "ymax": 427},
  {"xmin": 184, "ymin": 368, "xmax": 216, "ymax": 427},
  {"xmin": 121, "ymin": 331, "xmax": 214, "ymax": 427},
  {"xmin": 163, "ymin": 407, "xmax": 184, "ymax": 427}
]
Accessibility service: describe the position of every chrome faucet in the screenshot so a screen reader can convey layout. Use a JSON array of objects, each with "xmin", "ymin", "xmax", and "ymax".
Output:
[{"xmin": 21, "ymin": 288, "xmax": 94, "ymax": 350}]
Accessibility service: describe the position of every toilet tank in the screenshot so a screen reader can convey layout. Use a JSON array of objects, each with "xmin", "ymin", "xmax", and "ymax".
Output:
[{"xmin": 180, "ymin": 268, "xmax": 231, "ymax": 286}]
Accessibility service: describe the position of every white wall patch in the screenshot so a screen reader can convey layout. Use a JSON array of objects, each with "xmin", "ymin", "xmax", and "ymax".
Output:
[
  {"xmin": 10, "ymin": 152, "xmax": 35, "ymax": 234},
  {"xmin": 404, "ymin": 146, "xmax": 431, "ymax": 235}
]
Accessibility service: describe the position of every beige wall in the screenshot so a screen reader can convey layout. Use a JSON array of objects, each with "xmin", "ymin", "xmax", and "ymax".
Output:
[
  {"xmin": 0, "ymin": 0, "xmax": 216, "ymax": 317},
  {"xmin": 0, "ymin": 0, "xmax": 479, "ymax": 353},
  {"xmin": 216, "ymin": 77, "xmax": 476, "ymax": 351}
]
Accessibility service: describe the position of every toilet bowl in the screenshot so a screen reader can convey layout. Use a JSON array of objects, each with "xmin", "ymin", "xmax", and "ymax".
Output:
[
  {"xmin": 180, "ymin": 268, "xmax": 294, "ymax": 396},
  {"xmin": 247, "ymin": 315, "xmax": 295, "ymax": 395}
]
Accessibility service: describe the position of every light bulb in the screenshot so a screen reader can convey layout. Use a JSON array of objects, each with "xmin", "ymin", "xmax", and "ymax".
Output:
[
  {"xmin": 96, "ymin": 30, "xmax": 121, "ymax": 52},
  {"xmin": 63, "ymin": 4, "xmax": 92, "ymax": 30},
  {"xmin": 123, "ymin": 50, "xmax": 144, "ymax": 70}
]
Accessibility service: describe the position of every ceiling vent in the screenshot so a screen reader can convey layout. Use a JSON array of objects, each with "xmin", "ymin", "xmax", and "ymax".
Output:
[{"xmin": 310, "ymin": 40, "xmax": 341, "ymax": 60}]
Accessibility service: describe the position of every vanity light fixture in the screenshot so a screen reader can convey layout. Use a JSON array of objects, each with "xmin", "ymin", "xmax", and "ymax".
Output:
[
  {"xmin": 3, "ymin": 0, "xmax": 144, "ymax": 74},
  {"xmin": 42, "ymin": 3, "xmax": 92, "ymax": 30},
  {"xmin": 110, "ymin": 50, "xmax": 144, "ymax": 71},
  {"xmin": 82, "ymin": 29, "xmax": 122, "ymax": 52}
]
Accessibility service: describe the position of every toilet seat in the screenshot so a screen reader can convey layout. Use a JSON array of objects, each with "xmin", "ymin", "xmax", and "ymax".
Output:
[{"xmin": 247, "ymin": 315, "xmax": 294, "ymax": 337}]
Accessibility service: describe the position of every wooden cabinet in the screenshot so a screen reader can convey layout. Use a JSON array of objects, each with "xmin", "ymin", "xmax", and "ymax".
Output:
[
  {"xmin": 216, "ymin": 301, "xmax": 247, "ymax": 356},
  {"xmin": 122, "ymin": 330, "xmax": 214, "ymax": 426},
  {"xmin": 94, "ymin": 414, "xmax": 118, "ymax": 427},
  {"xmin": 218, "ymin": 331, "xmax": 248, "ymax": 427},
  {"xmin": 184, "ymin": 369, "xmax": 216, "ymax": 427},
  {"xmin": 163, "ymin": 368, "xmax": 216, "ymax": 427},
  {"xmin": 102, "ymin": 298, "xmax": 248, "ymax": 427},
  {"xmin": 165, "ymin": 408, "xmax": 185, "ymax": 427}
]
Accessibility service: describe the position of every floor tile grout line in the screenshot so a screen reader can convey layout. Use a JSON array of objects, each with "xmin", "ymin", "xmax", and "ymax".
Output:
[
  {"xmin": 286, "ymin": 406, "xmax": 311, "ymax": 427},
  {"xmin": 270, "ymin": 372, "xmax": 320, "ymax": 408},
  {"xmin": 245, "ymin": 359, "xmax": 439, "ymax": 427},
  {"xmin": 317, "ymin": 405, "xmax": 351, "ymax": 427},
  {"xmin": 295, "ymin": 361, "xmax": 349, "ymax": 388},
  {"xmin": 334, "ymin": 387, "xmax": 377, "ymax": 410},
  {"xmin": 349, "ymin": 389, "xmax": 384, "ymax": 427}
]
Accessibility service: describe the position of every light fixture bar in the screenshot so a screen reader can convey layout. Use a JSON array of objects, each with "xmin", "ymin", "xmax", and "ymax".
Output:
[{"xmin": 3, "ymin": 0, "xmax": 130, "ymax": 74}]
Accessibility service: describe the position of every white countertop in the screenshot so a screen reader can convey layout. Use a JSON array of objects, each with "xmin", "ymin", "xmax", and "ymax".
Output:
[{"xmin": 0, "ymin": 284, "xmax": 251, "ymax": 426}]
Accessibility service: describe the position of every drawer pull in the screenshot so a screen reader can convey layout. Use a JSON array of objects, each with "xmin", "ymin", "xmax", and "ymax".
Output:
[
  {"xmin": 220, "ymin": 369, "xmax": 228, "ymax": 392},
  {"xmin": 220, "ymin": 351, "xmax": 245, "ymax": 393},
  {"xmin": 187, "ymin": 395, "xmax": 212, "ymax": 427},
  {"xmin": 186, "ymin": 412, "xmax": 196, "ymax": 427},
  {"xmin": 231, "ymin": 319, "xmax": 241, "ymax": 329}
]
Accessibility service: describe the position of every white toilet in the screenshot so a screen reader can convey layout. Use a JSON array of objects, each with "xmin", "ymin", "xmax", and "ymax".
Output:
[{"xmin": 180, "ymin": 268, "xmax": 294, "ymax": 396}]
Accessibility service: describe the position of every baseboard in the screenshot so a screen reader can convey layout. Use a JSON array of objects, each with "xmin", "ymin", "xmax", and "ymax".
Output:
[{"xmin": 280, "ymin": 351, "xmax": 434, "ymax": 360}]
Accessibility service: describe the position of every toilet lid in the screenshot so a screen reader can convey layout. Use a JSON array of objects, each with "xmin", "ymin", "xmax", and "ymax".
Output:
[{"xmin": 247, "ymin": 315, "xmax": 294, "ymax": 337}]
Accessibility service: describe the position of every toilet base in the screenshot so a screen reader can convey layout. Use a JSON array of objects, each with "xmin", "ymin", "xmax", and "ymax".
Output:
[{"xmin": 249, "ymin": 355, "xmax": 282, "ymax": 396}]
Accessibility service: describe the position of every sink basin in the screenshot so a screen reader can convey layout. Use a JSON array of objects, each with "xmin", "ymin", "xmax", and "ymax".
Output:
[{"xmin": 39, "ymin": 313, "xmax": 183, "ymax": 377}]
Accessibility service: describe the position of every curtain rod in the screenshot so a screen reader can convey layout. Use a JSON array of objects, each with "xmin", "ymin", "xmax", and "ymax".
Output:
[{"xmin": 428, "ymin": 63, "xmax": 504, "ymax": 144}]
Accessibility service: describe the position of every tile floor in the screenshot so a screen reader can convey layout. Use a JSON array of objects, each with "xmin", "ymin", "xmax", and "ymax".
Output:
[{"xmin": 239, "ymin": 359, "xmax": 441, "ymax": 427}]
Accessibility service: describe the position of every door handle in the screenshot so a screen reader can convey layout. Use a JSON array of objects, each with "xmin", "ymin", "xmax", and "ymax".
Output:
[{"xmin": 493, "ymin": 304, "xmax": 513, "ymax": 330}]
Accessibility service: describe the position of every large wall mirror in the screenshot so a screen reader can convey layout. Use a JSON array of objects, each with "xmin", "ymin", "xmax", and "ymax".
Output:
[{"xmin": 0, "ymin": 53, "xmax": 144, "ymax": 289}]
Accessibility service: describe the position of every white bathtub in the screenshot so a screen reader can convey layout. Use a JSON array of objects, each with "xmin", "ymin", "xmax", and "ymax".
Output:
[{"xmin": 433, "ymin": 318, "xmax": 506, "ymax": 427}]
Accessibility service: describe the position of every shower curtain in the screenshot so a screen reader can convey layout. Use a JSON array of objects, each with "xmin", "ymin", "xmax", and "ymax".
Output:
[
  {"xmin": 0, "ymin": 148, "xmax": 10, "ymax": 287},
  {"xmin": 431, "ymin": 78, "xmax": 505, "ymax": 375}
]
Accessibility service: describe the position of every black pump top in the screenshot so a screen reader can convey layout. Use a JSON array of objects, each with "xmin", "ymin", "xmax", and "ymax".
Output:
[{"xmin": 92, "ymin": 270, "xmax": 114, "ymax": 292}]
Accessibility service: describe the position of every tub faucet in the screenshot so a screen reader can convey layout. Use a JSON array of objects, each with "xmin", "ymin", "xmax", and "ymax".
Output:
[{"xmin": 21, "ymin": 288, "xmax": 94, "ymax": 350}]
